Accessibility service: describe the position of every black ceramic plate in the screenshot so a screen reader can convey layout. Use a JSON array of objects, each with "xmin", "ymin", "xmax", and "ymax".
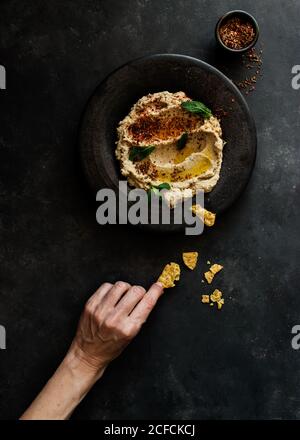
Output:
[{"xmin": 80, "ymin": 54, "xmax": 256, "ymax": 231}]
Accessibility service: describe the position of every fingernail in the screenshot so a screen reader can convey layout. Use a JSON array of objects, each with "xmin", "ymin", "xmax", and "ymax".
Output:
[
  {"xmin": 155, "ymin": 282, "xmax": 164, "ymax": 289},
  {"xmin": 134, "ymin": 285, "xmax": 146, "ymax": 294}
]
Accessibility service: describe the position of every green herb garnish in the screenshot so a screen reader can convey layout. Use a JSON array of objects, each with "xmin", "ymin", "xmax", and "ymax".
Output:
[
  {"xmin": 129, "ymin": 145, "xmax": 155, "ymax": 161},
  {"xmin": 177, "ymin": 132, "xmax": 188, "ymax": 150},
  {"xmin": 148, "ymin": 182, "xmax": 171, "ymax": 199},
  {"xmin": 153, "ymin": 183, "xmax": 171, "ymax": 190},
  {"xmin": 181, "ymin": 100, "xmax": 212, "ymax": 119}
]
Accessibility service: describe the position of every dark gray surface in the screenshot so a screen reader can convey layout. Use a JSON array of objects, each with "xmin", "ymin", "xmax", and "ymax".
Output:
[{"xmin": 0, "ymin": 0, "xmax": 299, "ymax": 420}]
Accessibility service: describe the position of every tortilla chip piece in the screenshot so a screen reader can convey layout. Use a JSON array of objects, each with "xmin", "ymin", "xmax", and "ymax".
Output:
[
  {"xmin": 210, "ymin": 264, "xmax": 223, "ymax": 275},
  {"xmin": 204, "ymin": 263, "xmax": 223, "ymax": 284},
  {"xmin": 210, "ymin": 289, "xmax": 223, "ymax": 303},
  {"xmin": 217, "ymin": 298, "xmax": 225, "ymax": 310},
  {"xmin": 182, "ymin": 252, "xmax": 198, "ymax": 270},
  {"xmin": 204, "ymin": 210, "xmax": 216, "ymax": 227},
  {"xmin": 204, "ymin": 270, "xmax": 214, "ymax": 284},
  {"xmin": 201, "ymin": 294, "xmax": 210, "ymax": 303},
  {"xmin": 158, "ymin": 262, "xmax": 180, "ymax": 288},
  {"xmin": 191, "ymin": 204, "xmax": 216, "ymax": 227}
]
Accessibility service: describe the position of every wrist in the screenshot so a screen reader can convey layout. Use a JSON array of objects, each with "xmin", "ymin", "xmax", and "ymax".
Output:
[
  {"xmin": 20, "ymin": 345, "xmax": 106, "ymax": 420},
  {"xmin": 65, "ymin": 341, "xmax": 107, "ymax": 383}
]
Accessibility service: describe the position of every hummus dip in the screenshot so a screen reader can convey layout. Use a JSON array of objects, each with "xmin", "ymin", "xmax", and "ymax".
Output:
[{"xmin": 115, "ymin": 91, "xmax": 224, "ymax": 205}]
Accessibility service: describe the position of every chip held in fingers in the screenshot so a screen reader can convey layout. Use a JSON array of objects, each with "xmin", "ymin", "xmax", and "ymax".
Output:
[
  {"xmin": 182, "ymin": 252, "xmax": 199, "ymax": 270},
  {"xmin": 158, "ymin": 262, "xmax": 181, "ymax": 288}
]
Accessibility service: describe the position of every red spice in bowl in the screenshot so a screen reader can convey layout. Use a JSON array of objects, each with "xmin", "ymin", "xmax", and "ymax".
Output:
[
  {"xmin": 216, "ymin": 11, "xmax": 259, "ymax": 53},
  {"xmin": 219, "ymin": 16, "xmax": 256, "ymax": 50}
]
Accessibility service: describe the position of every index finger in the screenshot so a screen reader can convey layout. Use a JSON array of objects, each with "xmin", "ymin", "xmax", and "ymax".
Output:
[{"xmin": 129, "ymin": 282, "xmax": 164, "ymax": 324}]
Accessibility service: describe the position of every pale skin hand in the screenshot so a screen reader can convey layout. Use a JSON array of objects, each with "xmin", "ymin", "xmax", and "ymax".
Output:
[{"xmin": 20, "ymin": 281, "xmax": 164, "ymax": 420}]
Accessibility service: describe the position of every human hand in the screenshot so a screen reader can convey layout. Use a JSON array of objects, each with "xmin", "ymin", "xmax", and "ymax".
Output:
[
  {"xmin": 68, "ymin": 281, "xmax": 164, "ymax": 376},
  {"xmin": 20, "ymin": 280, "xmax": 164, "ymax": 420}
]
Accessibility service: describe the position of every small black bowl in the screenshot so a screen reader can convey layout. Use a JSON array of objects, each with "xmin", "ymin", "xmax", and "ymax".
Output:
[{"xmin": 215, "ymin": 10, "xmax": 259, "ymax": 54}]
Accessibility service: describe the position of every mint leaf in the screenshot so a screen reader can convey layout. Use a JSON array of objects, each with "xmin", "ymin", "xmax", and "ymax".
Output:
[
  {"xmin": 153, "ymin": 183, "xmax": 171, "ymax": 190},
  {"xmin": 129, "ymin": 146, "xmax": 155, "ymax": 161},
  {"xmin": 177, "ymin": 132, "xmax": 188, "ymax": 150},
  {"xmin": 148, "ymin": 182, "xmax": 171, "ymax": 199},
  {"xmin": 181, "ymin": 100, "xmax": 212, "ymax": 119}
]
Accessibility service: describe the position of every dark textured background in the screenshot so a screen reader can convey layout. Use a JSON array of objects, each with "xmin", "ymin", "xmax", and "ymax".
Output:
[{"xmin": 0, "ymin": 0, "xmax": 299, "ymax": 420}]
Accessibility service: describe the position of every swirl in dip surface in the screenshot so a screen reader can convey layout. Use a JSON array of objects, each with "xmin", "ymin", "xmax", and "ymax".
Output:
[{"xmin": 115, "ymin": 91, "xmax": 225, "ymax": 205}]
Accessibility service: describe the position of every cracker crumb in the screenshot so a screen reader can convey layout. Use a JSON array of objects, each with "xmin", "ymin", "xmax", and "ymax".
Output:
[
  {"xmin": 204, "ymin": 264, "xmax": 223, "ymax": 284},
  {"xmin": 182, "ymin": 252, "xmax": 198, "ymax": 270},
  {"xmin": 217, "ymin": 298, "xmax": 225, "ymax": 310},
  {"xmin": 202, "ymin": 289, "xmax": 225, "ymax": 310},
  {"xmin": 204, "ymin": 270, "xmax": 214, "ymax": 284},
  {"xmin": 191, "ymin": 204, "xmax": 216, "ymax": 227},
  {"xmin": 210, "ymin": 289, "xmax": 223, "ymax": 302}
]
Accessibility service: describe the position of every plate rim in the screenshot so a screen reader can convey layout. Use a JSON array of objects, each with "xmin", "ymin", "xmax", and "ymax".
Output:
[{"xmin": 79, "ymin": 53, "xmax": 257, "ymax": 225}]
